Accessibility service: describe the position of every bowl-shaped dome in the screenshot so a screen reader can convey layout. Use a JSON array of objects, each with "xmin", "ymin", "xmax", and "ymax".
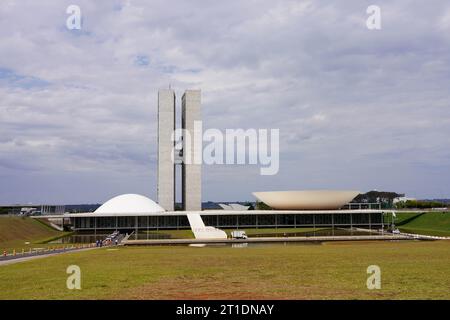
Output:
[
  {"xmin": 95, "ymin": 194, "xmax": 165, "ymax": 214},
  {"xmin": 253, "ymin": 190, "xmax": 360, "ymax": 210}
]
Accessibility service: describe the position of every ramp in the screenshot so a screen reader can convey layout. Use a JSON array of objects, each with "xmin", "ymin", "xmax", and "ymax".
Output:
[{"xmin": 186, "ymin": 213, "xmax": 227, "ymax": 239}]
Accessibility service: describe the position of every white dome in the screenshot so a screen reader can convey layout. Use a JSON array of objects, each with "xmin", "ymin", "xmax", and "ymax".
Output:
[{"xmin": 95, "ymin": 194, "xmax": 165, "ymax": 214}]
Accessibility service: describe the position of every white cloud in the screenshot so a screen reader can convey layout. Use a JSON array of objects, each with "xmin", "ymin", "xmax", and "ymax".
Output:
[{"xmin": 0, "ymin": 0, "xmax": 450, "ymax": 203}]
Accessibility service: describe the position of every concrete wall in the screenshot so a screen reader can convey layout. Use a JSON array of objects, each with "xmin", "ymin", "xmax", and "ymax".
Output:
[
  {"xmin": 182, "ymin": 90, "xmax": 202, "ymax": 211},
  {"xmin": 157, "ymin": 89, "xmax": 175, "ymax": 211}
]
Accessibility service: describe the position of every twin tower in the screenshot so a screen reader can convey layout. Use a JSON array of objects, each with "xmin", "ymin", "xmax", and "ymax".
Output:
[{"xmin": 157, "ymin": 89, "xmax": 202, "ymax": 211}]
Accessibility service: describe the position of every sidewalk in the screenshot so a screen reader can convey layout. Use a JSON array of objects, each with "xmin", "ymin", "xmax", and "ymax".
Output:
[{"xmin": 0, "ymin": 245, "xmax": 101, "ymax": 266}]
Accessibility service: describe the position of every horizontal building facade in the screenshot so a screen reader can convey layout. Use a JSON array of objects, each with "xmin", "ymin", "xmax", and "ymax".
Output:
[{"xmin": 67, "ymin": 210, "xmax": 384, "ymax": 232}]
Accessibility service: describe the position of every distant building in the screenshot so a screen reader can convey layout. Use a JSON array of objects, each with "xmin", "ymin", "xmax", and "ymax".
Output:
[
  {"xmin": 218, "ymin": 203, "xmax": 251, "ymax": 211},
  {"xmin": 352, "ymin": 190, "xmax": 404, "ymax": 208},
  {"xmin": 0, "ymin": 204, "xmax": 65, "ymax": 215}
]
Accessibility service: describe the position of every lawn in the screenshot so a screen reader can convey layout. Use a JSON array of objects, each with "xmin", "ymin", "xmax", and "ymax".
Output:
[
  {"xmin": 396, "ymin": 212, "xmax": 450, "ymax": 236},
  {"xmin": 0, "ymin": 240, "xmax": 449, "ymax": 299},
  {"xmin": 142, "ymin": 229, "xmax": 195, "ymax": 239},
  {"xmin": 0, "ymin": 216, "xmax": 71, "ymax": 252},
  {"xmin": 394, "ymin": 212, "xmax": 424, "ymax": 225}
]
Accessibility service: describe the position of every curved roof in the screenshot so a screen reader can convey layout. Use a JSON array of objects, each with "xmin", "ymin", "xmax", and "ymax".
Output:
[
  {"xmin": 95, "ymin": 194, "xmax": 165, "ymax": 214},
  {"xmin": 253, "ymin": 190, "xmax": 360, "ymax": 210}
]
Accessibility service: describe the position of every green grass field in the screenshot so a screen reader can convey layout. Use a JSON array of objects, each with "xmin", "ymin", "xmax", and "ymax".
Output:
[
  {"xmin": 394, "ymin": 212, "xmax": 424, "ymax": 225},
  {"xmin": 1, "ymin": 215, "xmax": 449, "ymax": 299},
  {"xmin": 1, "ymin": 240, "xmax": 449, "ymax": 299},
  {"xmin": 0, "ymin": 216, "xmax": 71, "ymax": 252},
  {"xmin": 396, "ymin": 212, "xmax": 450, "ymax": 236}
]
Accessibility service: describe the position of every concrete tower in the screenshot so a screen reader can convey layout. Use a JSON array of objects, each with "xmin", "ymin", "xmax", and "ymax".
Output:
[
  {"xmin": 181, "ymin": 90, "xmax": 202, "ymax": 211},
  {"xmin": 157, "ymin": 89, "xmax": 175, "ymax": 211}
]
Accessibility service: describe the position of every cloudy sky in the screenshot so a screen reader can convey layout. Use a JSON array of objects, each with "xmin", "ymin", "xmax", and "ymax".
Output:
[{"xmin": 1, "ymin": 0, "xmax": 449, "ymax": 204}]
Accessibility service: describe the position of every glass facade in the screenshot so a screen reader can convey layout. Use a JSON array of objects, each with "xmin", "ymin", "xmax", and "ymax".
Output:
[{"xmin": 72, "ymin": 212, "xmax": 384, "ymax": 231}]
